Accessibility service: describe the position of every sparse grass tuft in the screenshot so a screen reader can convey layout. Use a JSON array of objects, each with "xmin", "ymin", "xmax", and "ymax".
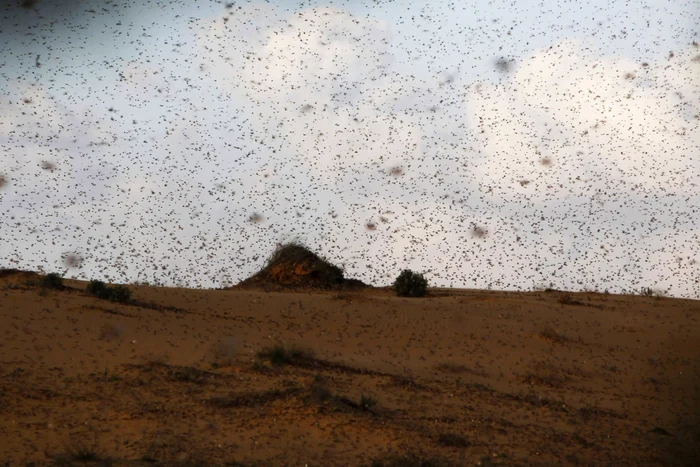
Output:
[
  {"xmin": 169, "ymin": 366, "xmax": 209, "ymax": 385},
  {"xmin": 251, "ymin": 359, "xmax": 269, "ymax": 373},
  {"xmin": 208, "ymin": 388, "xmax": 296, "ymax": 409},
  {"xmin": 650, "ymin": 426, "xmax": 672, "ymax": 436},
  {"xmin": 394, "ymin": 269, "xmax": 428, "ymax": 297},
  {"xmin": 558, "ymin": 293, "xmax": 584, "ymax": 306},
  {"xmin": 308, "ymin": 374, "xmax": 334, "ymax": 403},
  {"xmin": 540, "ymin": 327, "xmax": 577, "ymax": 345},
  {"xmin": 391, "ymin": 374, "xmax": 425, "ymax": 390},
  {"xmin": 437, "ymin": 432, "xmax": 469, "ymax": 448},
  {"xmin": 305, "ymin": 376, "xmax": 379, "ymax": 415},
  {"xmin": 256, "ymin": 344, "xmax": 314, "ymax": 366},
  {"xmin": 331, "ymin": 291, "xmax": 361, "ymax": 301},
  {"xmin": 435, "ymin": 362, "xmax": 467, "ymax": 373},
  {"xmin": 360, "ymin": 393, "xmax": 378, "ymax": 411},
  {"xmin": 640, "ymin": 286, "xmax": 667, "ymax": 299},
  {"xmin": 520, "ymin": 371, "xmax": 567, "ymax": 388},
  {"xmin": 49, "ymin": 439, "xmax": 110, "ymax": 466}
]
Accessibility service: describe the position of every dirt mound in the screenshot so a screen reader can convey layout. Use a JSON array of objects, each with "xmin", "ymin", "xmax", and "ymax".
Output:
[{"xmin": 236, "ymin": 244, "xmax": 368, "ymax": 291}]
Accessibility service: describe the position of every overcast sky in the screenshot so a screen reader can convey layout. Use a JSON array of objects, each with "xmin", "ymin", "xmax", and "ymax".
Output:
[{"xmin": 1, "ymin": 0, "xmax": 699, "ymax": 297}]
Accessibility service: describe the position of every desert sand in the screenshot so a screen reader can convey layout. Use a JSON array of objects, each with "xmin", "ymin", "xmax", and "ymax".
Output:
[{"xmin": 1, "ymin": 265, "xmax": 699, "ymax": 465}]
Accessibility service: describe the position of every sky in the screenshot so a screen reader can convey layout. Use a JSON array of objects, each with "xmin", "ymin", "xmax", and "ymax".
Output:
[{"xmin": 1, "ymin": 0, "xmax": 699, "ymax": 297}]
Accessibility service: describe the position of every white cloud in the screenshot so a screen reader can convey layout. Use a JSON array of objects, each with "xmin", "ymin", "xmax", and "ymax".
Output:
[
  {"xmin": 191, "ymin": 9, "xmax": 699, "ymax": 296},
  {"xmin": 197, "ymin": 6, "xmax": 421, "ymax": 173},
  {"xmin": 467, "ymin": 40, "xmax": 700, "ymax": 200},
  {"xmin": 1, "ymin": 4, "xmax": 698, "ymax": 298}
]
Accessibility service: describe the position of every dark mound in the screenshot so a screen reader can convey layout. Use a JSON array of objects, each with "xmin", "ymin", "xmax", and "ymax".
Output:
[{"xmin": 236, "ymin": 244, "xmax": 369, "ymax": 291}]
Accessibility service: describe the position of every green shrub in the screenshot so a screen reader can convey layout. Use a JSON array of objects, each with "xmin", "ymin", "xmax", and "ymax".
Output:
[
  {"xmin": 109, "ymin": 285, "xmax": 132, "ymax": 303},
  {"xmin": 40, "ymin": 272, "xmax": 64, "ymax": 289},
  {"xmin": 86, "ymin": 280, "xmax": 131, "ymax": 303},
  {"xmin": 393, "ymin": 270, "xmax": 428, "ymax": 297},
  {"xmin": 87, "ymin": 280, "xmax": 109, "ymax": 298}
]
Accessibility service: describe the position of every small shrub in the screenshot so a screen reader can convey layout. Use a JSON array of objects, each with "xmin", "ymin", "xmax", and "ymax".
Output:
[
  {"xmin": 392, "ymin": 374, "xmax": 423, "ymax": 389},
  {"xmin": 40, "ymin": 272, "xmax": 64, "ymax": 289},
  {"xmin": 170, "ymin": 366, "xmax": 208, "ymax": 385},
  {"xmin": 520, "ymin": 371, "xmax": 567, "ymax": 388},
  {"xmin": 87, "ymin": 280, "xmax": 110, "ymax": 299},
  {"xmin": 557, "ymin": 293, "xmax": 585, "ymax": 306},
  {"xmin": 540, "ymin": 326, "xmax": 575, "ymax": 344},
  {"xmin": 86, "ymin": 280, "xmax": 131, "ymax": 303},
  {"xmin": 256, "ymin": 344, "xmax": 313, "ymax": 366},
  {"xmin": 251, "ymin": 360, "xmax": 269, "ymax": 372},
  {"xmin": 393, "ymin": 269, "xmax": 428, "ymax": 297},
  {"xmin": 360, "ymin": 393, "xmax": 378, "ymax": 411},
  {"xmin": 263, "ymin": 345, "xmax": 291, "ymax": 366},
  {"xmin": 558, "ymin": 293, "xmax": 574, "ymax": 304},
  {"xmin": 109, "ymin": 285, "xmax": 131, "ymax": 303},
  {"xmin": 650, "ymin": 426, "xmax": 672, "ymax": 436},
  {"xmin": 50, "ymin": 438, "xmax": 109, "ymax": 466}
]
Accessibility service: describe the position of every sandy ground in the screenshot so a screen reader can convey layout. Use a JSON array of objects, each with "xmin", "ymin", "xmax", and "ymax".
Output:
[{"xmin": 1, "ymin": 271, "xmax": 699, "ymax": 465}]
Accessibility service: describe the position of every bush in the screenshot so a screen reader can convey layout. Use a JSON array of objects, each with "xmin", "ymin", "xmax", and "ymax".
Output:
[
  {"xmin": 393, "ymin": 270, "xmax": 428, "ymax": 297},
  {"xmin": 87, "ymin": 280, "xmax": 109, "ymax": 298},
  {"xmin": 86, "ymin": 280, "xmax": 131, "ymax": 303},
  {"xmin": 265, "ymin": 345, "xmax": 292, "ymax": 366},
  {"xmin": 109, "ymin": 285, "xmax": 132, "ymax": 303},
  {"xmin": 40, "ymin": 272, "xmax": 64, "ymax": 289}
]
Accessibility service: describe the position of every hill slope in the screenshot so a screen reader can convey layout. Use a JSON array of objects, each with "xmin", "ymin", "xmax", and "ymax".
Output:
[{"xmin": 1, "ymin": 272, "xmax": 699, "ymax": 465}]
